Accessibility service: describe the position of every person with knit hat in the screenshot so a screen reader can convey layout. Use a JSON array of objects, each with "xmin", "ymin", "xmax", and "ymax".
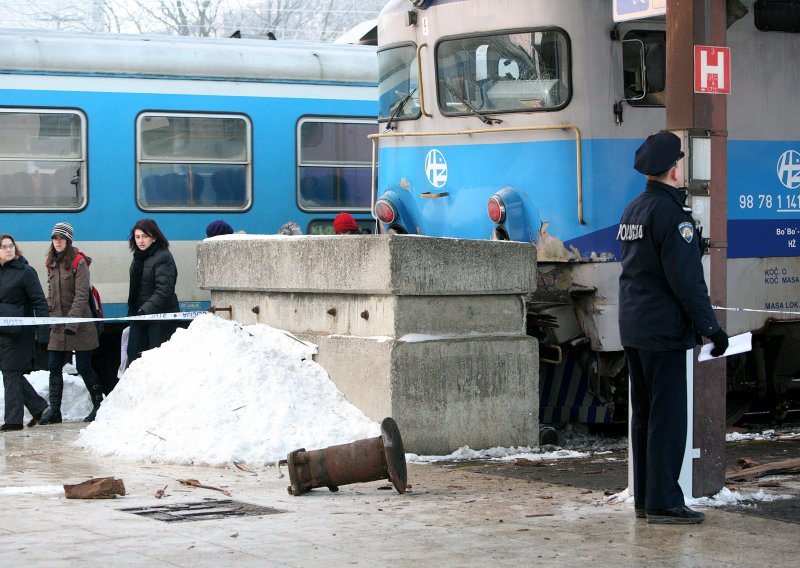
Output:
[
  {"xmin": 333, "ymin": 212, "xmax": 360, "ymax": 235},
  {"xmin": 40, "ymin": 221, "xmax": 105, "ymax": 424},
  {"xmin": 205, "ymin": 219, "xmax": 234, "ymax": 238}
]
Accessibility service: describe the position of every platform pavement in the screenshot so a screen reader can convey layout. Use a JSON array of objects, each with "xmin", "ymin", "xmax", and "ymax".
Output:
[{"xmin": 0, "ymin": 423, "xmax": 794, "ymax": 567}]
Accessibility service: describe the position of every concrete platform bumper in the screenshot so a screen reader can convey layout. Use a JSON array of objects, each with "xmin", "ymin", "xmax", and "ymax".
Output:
[{"xmin": 198, "ymin": 235, "xmax": 539, "ymax": 454}]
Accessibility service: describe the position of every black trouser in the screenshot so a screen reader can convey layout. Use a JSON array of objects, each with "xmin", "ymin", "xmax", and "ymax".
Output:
[
  {"xmin": 126, "ymin": 321, "xmax": 179, "ymax": 366},
  {"xmin": 48, "ymin": 350, "xmax": 102, "ymax": 404},
  {"xmin": 3, "ymin": 370, "xmax": 47, "ymax": 426},
  {"xmin": 625, "ymin": 347, "xmax": 687, "ymax": 511}
]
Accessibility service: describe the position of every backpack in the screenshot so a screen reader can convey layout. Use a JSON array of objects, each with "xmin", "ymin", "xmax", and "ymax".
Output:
[{"xmin": 49, "ymin": 251, "xmax": 104, "ymax": 335}]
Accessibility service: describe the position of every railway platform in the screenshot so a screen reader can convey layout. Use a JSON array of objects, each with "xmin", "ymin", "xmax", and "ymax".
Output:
[{"xmin": 0, "ymin": 423, "xmax": 796, "ymax": 567}]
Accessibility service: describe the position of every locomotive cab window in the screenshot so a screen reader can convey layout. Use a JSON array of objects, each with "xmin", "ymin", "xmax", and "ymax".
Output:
[
  {"xmin": 436, "ymin": 29, "xmax": 571, "ymax": 115},
  {"xmin": 621, "ymin": 30, "xmax": 666, "ymax": 106},
  {"xmin": 297, "ymin": 118, "xmax": 375, "ymax": 211},
  {"xmin": 378, "ymin": 44, "xmax": 421, "ymax": 124},
  {"xmin": 136, "ymin": 113, "xmax": 252, "ymax": 211},
  {"xmin": 0, "ymin": 109, "xmax": 86, "ymax": 210}
]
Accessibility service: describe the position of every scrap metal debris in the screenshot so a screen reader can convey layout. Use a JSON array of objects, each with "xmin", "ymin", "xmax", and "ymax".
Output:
[
  {"xmin": 64, "ymin": 477, "xmax": 126, "ymax": 499},
  {"xmin": 177, "ymin": 479, "xmax": 232, "ymax": 497}
]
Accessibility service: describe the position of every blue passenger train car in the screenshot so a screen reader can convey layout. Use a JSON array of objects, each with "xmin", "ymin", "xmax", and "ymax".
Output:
[
  {"xmin": 372, "ymin": 0, "xmax": 800, "ymax": 424},
  {"xmin": 0, "ymin": 29, "xmax": 378, "ymax": 319}
]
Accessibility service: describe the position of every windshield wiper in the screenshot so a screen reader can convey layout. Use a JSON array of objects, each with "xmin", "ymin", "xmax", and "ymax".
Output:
[
  {"xmin": 444, "ymin": 83, "xmax": 502, "ymax": 125},
  {"xmin": 384, "ymin": 89, "xmax": 417, "ymax": 132}
]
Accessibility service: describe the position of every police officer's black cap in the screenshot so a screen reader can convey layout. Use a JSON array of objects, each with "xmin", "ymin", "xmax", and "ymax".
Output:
[{"xmin": 634, "ymin": 130, "xmax": 684, "ymax": 175}]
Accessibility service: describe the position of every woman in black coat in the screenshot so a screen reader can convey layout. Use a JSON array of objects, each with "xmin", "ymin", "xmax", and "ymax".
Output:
[
  {"xmin": 0, "ymin": 234, "xmax": 49, "ymax": 431},
  {"xmin": 126, "ymin": 219, "xmax": 180, "ymax": 366}
]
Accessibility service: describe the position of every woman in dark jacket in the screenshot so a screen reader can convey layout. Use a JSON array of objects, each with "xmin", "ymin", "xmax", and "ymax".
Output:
[
  {"xmin": 39, "ymin": 222, "xmax": 105, "ymax": 424},
  {"xmin": 126, "ymin": 219, "xmax": 180, "ymax": 366},
  {"xmin": 0, "ymin": 234, "xmax": 49, "ymax": 431}
]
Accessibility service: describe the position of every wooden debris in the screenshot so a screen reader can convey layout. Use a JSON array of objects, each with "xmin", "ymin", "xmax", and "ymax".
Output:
[
  {"xmin": 514, "ymin": 458, "xmax": 545, "ymax": 467},
  {"xmin": 233, "ymin": 462, "xmax": 256, "ymax": 474},
  {"xmin": 725, "ymin": 458, "xmax": 800, "ymax": 481},
  {"xmin": 778, "ymin": 433, "xmax": 800, "ymax": 441},
  {"xmin": 155, "ymin": 484, "xmax": 168, "ymax": 499},
  {"xmin": 177, "ymin": 478, "xmax": 232, "ymax": 497},
  {"xmin": 737, "ymin": 457, "xmax": 760, "ymax": 469},
  {"xmin": 64, "ymin": 477, "xmax": 126, "ymax": 499}
]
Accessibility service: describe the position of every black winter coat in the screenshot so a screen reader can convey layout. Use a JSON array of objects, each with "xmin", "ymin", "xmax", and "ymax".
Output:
[
  {"xmin": 617, "ymin": 180, "xmax": 720, "ymax": 351},
  {"xmin": 0, "ymin": 256, "xmax": 49, "ymax": 371},
  {"xmin": 128, "ymin": 246, "xmax": 180, "ymax": 316}
]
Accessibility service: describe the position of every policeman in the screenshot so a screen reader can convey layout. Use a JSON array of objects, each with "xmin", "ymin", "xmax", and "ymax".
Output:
[{"xmin": 618, "ymin": 130, "xmax": 728, "ymax": 525}]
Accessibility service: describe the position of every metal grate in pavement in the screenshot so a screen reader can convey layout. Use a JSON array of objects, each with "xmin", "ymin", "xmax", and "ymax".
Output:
[{"xmin": 120, "ymin": 499, "xmax": 286, "ymax": 523}]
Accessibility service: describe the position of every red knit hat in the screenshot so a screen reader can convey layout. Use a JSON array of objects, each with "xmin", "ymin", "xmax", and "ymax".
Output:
[{"xmin": 333, "ymin": 212, "xmax": 359, "ymax": 234}]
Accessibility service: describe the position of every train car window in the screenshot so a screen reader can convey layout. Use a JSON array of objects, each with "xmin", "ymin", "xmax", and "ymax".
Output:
[
  {"xmin": 297, "ymin": 118, "xmax": 376, "ymax": 212},
  {"xmin": 622, "ymin": 30, "xmax": 666, "ymax": 106},
  {"xmin": 0, "ymin": 109, "xmax": 86, "ymax": 210},
  {"xmin": 377, "ymin": 44, "xmax": 421, "ymax": 123},
  {"xmin": 436, "ymin": 29, "xmax": 571, "ymax": 115},
  {"xmin": 136, "ymin": 113, "xmax": 251, "ymax": 211}
]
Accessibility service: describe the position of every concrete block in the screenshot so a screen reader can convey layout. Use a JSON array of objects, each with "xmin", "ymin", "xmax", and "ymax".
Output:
[
  {"xmin": 199, "ymin": 234, "xmax": 539, "ymax": 454},
  {"xmin": 198, "ymin": 234, "xmax": 537, "ymax": 295}
]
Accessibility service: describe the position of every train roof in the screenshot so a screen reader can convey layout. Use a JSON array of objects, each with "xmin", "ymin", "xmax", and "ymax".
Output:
[{"xmin": 0, "ymin": 28, "xmax": 377, "ymax": 85}]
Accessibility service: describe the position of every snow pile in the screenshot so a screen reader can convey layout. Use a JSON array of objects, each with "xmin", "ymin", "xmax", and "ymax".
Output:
[
  {"xmin": 78, "ymin": 314, "xmax": 380, "ymax": 466},
  {"xmin": 726, "ymin": 429, "xmax": 799, "ymax": 442},
  {"xmin": 607, "ymin": 486, "xmax": 793, "ymax": 508},
  {"xmin": 408, "ymin": 445, "xmax": 588, "ymax": 463}
]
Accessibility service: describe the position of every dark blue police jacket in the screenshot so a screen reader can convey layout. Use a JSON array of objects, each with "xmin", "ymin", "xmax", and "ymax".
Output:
[{"xmin": 617, "ymin": 180, "xmax": 720, "ymax": 350}]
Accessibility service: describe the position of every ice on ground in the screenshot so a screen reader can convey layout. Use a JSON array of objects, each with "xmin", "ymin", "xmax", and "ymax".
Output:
[
  {"xmin": 407, "ymin": 445, "xmax": 588, "ymax": 463},
  {"xmin": 78, "ymin": 314, "xmax": 380, "ymax": 467}
]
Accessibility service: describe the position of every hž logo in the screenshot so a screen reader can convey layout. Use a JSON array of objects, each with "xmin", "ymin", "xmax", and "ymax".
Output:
[
  {"xmin": 425, "ymin": 149, "xmax": 448, "ymax": 188},
  {"xmin": 777, "ymin": 150, "xmax": 800, "ymax": 189}
]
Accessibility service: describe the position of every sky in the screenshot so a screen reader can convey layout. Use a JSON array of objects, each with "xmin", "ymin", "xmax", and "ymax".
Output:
[{"xmin": 0, "ymin": 313, "xmax": 795, "ymax": 509}]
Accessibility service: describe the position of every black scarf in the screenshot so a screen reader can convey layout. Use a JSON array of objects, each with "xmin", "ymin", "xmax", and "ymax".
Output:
[{"xmin": 127, "ymin": 241, "xmax": 161, "ymax": 315}]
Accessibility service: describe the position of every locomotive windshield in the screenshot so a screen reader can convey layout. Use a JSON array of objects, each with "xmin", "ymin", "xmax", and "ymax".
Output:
[
  {"xmin": 436, "ymin": 29, "xmax": 570, "ymax": 114},
  {"xmin": 377, "ymin": 44, "xmax": 420, "ymax": 123}
]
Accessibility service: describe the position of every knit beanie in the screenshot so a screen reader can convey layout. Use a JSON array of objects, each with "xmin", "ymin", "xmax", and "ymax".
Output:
[
  {"xmin": 206, "ymin": 219, "xmax": 234, "ymax": 238},
  {"xmin": 51, "ymin": 222, "xmax": 74, "ymax": 242},
  {"xmin": 278, "ymin": 221, "xmax": 303, "ymax": 236},
  {"xmin": 333, "ymin": 212, "xmax": 359, "ymax": 234}
]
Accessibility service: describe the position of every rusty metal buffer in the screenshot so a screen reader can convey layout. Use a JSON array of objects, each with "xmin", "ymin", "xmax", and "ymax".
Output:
[{"xmin": 287, "ymin": 417, "xmax": 407, "ymax": 496}]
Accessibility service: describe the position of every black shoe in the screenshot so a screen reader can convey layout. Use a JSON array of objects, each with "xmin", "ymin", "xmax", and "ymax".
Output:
[
  {"xmin": 26, "ymin": 407, "xmax": 47, "ymax": 427},
  {"xmin": 646, "ymin": 506, "xmax": 705, "ymax": 524},
  {"xmin": 84, "ymin": 405, "xmax": 100, "ymax": 422},
  {"xmin": 635, "ymin": 507, "xmax": 646, "ymax": 519},
  {"xmin": 0, "ymin": 424, "xmax": 23, "ymax": 432},
  {"xmin": 39, "ymin": 407, "xmax": 62, "ymax": 425}
]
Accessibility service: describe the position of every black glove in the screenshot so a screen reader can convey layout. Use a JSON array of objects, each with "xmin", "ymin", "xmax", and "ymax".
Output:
[
  {"xmin": 709, "ymin": 328, "xmax": 729, "ymax": 357},
  {"xmin": 36, "ymin": 327, "xmax": 50, "ymax": 346}
]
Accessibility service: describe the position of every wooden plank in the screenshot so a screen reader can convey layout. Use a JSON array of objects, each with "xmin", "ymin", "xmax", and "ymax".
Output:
[{"xmin": 725, "ymin": 458, "xmax": 800, "ymax": 481}]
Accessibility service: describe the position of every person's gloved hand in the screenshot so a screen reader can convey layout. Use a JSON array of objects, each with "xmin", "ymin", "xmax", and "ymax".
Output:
[
  {"xmin": 709, "ymin": 328, "xmax": 729, "ymax": 357},
  {"xmin": 36, "ymin": 327, "xmax": 50, "ymax": 346}
]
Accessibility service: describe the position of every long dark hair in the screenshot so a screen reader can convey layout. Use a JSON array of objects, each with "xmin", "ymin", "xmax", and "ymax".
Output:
[
  {"xmin": 45, "ymin": 240, "xmax": 76, "ymax": 270},
  {"xmin": 0, "ymin": 233, "xmax": 21, "ymax": 258},
  {"xmin": 128, "ymin": 218, "xmax": 170, "ymax": 251}
]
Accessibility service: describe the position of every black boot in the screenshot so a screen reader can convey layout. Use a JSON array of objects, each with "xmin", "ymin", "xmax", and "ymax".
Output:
[
  {"xmin": 39, "ymin": 373, "xmax": 64, "ymax": 425},
  {"xmin": 83, "ymin": 384, "xmax": 104, "ymax": 422}
]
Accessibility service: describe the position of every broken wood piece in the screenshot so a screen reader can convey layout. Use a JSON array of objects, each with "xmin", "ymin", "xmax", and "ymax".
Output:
[
  {"xmin": 233, "ymin": 462, "xmax": 255, "ymax": 473},
  {"xmin": 155, "ymin": 485, "xmax": 168, "ymax": 499},
  {"xmin": 725, "ymin": 457, "xmax": 800, "ymax": 481},
  {"xmin": 177, "ymin": 478, "xmax": 231, "ymax": 497},
  {"xmin": 64, "ymin": 477, "xmax": 126, "ymax": 499},
  {"xmin": 514, "ymin": 458, "xmax": 544, "ymax": 467}
]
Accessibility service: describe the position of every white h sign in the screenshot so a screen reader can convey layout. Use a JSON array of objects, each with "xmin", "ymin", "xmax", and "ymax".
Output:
[{"xmin": 694, "ymin": 45, "xmax": 731, "ymax": 94}]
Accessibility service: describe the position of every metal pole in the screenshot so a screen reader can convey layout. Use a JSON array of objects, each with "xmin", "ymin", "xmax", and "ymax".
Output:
[{"xmin": 666, "ymin": 0, "xmax": 728, "ymax": 497}]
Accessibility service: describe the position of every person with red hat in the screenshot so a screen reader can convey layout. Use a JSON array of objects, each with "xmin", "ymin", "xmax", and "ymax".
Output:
[{"xmin": 333, "ymin": 212, "xmax": 360, "ymax": 235}]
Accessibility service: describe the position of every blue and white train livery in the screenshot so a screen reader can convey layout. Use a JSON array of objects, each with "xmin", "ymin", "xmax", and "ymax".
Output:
[{"xmin": 371, "ymin": 0, "xmax": 800, "ymax": 423}]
